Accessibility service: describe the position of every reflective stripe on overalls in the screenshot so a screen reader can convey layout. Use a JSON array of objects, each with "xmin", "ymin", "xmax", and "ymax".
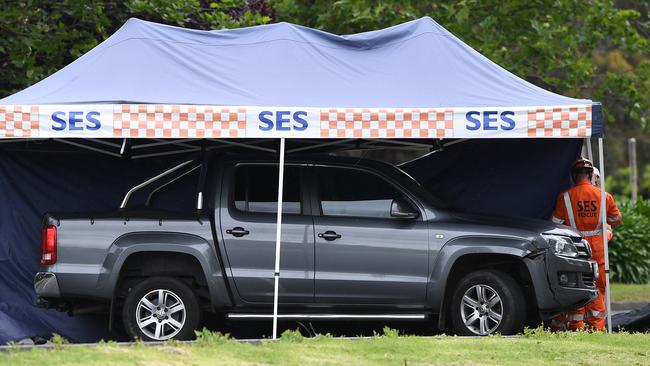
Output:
[
  {"xmin": 580, "ymin": 229, "xmax": 602, "ymax": 237},
  {"xmin": 563, "ymin": 192, "xmax": 602, "ymax": 236},
  {"xmin": 568, "ymin": 314, "xmax": 585, "ymax": 322},
  {"xmin": 589, "ymin": 310, "xmax": 607, "ymax": 318},
  {"xmin": 563, "ymin": 192, "xmax": 576, "ymax": 229}
]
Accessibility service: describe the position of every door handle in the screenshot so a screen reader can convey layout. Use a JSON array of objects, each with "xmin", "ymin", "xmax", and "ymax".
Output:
[
  {"xmin": 318, "ymin": 230, "xmax": 342, "ymax": 241},
  {"xmin": 226, "ymin": 227, "xmax": 250, "ymax": 237}
]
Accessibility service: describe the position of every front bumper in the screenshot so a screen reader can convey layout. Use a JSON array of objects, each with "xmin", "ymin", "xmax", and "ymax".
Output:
[
  {"xmin": 34, "ymin": 272, "xmax": 61, "ymax": 298},
  {"xmin": 525, "ymin": 249, "xmax": 599, "ymax": 317}
]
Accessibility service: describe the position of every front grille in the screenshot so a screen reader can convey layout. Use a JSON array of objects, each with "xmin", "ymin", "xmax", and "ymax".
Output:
[{"xmin": 581, "ymin": 272, "xmax": 595, "ymax": 288}]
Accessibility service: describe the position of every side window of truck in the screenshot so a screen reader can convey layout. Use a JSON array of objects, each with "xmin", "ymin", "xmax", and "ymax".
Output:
[
  {"xmin": 233, "ymin": 165, "xmax": 302, "ymax": 215},
  {"xmin": 318, "ymin": 167, "xmax": 411, "ymax": 219}
]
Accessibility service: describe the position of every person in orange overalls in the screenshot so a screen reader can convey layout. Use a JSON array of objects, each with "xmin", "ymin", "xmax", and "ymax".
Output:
[
  {"xmin": 592, "ymin": 167, "xmax": 614, "ymax": 241},
  {"xmin": 549, "ymin": 158, "xmax": 622, "ymax": 331}
]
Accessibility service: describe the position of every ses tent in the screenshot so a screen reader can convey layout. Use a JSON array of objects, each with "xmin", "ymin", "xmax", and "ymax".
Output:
[{"xmin": 0, "ymin": 17, "xmax": 608, "ymax": 343}]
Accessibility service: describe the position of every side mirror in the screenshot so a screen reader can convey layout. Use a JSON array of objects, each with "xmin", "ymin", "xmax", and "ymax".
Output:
[{"xmin": 390, "ymin": 198, "xmax": 419, "ymax": 219}]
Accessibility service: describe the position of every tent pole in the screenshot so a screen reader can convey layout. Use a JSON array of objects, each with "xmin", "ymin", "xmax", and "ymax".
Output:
[
  {"xmin": 209, "ymin": 138, "xmax": 277, "ymax": 153},
  {"xmin": 54, "ymin": 139, "xmax": 123, "ymax": 158},
  {"xmin": 585, "ymin": 138, "xmax": 593, "ymax": 162},
  {"xmin": 120, "ymin": 138, "xmax": 128, "ymax": 155},
  {"xmin": 272, "ymin": 137, "xmax": 286, "ymax": 340},
  {"xmin": 598, "ymin": 137, "xmax": 612, "ymax": 333},
  {"xmin": 287, "ymin": 138, "xmax": 356, "ymax": 153}
]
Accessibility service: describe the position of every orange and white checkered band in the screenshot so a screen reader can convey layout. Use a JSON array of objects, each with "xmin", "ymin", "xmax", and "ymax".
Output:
[
  {"xmin": 113, "ymin": 105, "xmax": 246, "ymax": 138},
  {"xmin": 527, "ymin": 105, "xmax": 592, "ymax": 137},
  {"xmin": 0, "ymin": 105, "xmax": 39, "ymax": 137},
  {"xmin": 319, "ymin": 108, "xmax": 454, "ymax": 138},
  {"xmin": 0, "ymin": 104, "xmax": 598, "ymax": 139}
]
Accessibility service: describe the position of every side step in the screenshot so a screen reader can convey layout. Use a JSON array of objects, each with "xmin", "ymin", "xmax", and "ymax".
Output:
[{"xmin": 226, "ymin": 313, "xmax": 428, "ymax": 320}]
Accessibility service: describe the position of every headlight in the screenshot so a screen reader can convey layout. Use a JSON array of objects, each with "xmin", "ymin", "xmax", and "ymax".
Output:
[
  {"xmin": 581, "ymin": 239, "xmax": 592, "ymax": 257},
  {"xmin": 544, "ymin": 235, "xmax": 579, "ymax": 258}
]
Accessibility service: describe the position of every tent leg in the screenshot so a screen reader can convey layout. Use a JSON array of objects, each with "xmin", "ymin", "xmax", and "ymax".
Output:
[
  {"xmin": 598, "ymin": 137, "xmax": 611, "ymax": 333},
  {"xmin": 272, "ymin": 138, "xmax": 286, "ymax": 340},
  {"xmin": 584, "ymin": 138, "xmax": 593, "ymax": 161}
]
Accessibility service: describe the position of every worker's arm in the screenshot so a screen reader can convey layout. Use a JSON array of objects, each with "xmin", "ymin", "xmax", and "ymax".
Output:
[
  {"xmin": 606, "ymin": 224, "xmax": 614, "ymax": 241},
  {"xmin": 551, "ymin": 194, "xmax": 566, "ymax": 224},
  {"xmin": 605, "ymin": 193, "xmax": 622, "ymax": 227}
]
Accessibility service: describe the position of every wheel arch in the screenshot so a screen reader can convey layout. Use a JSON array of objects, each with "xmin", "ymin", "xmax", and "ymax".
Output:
[
  {"xmin": 429, "ymin": 236, "xmax": 538, "ymax": 331},
  {"xmin": 100, "ymin": 232, "xmax": 232, "ymax": 309},
  {"xmin": 116, "ymin": 251, "xmax": 209, "ymax": 304}
]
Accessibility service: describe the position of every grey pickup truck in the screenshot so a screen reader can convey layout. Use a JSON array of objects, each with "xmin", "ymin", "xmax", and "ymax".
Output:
[{"xmin": 34, "ymin": 154, "xmax": 599, "ymax": 340}]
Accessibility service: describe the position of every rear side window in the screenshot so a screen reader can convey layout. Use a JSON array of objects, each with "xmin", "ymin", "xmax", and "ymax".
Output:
[
  {"xmin": 318, "ymin": 167, "xmax": 404, "ymax": 219},
  {"xmin": 233, "ymin": 165, "xmax": 301, "ymax": 215}
]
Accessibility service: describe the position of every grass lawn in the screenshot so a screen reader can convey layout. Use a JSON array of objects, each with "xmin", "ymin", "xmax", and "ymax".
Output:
[
  {"xmin": 2, "ymin": 329, "xmax": 650, "ymax": 366},
  {"xmin": 611, "ymin": 283, "xmax": 650, "ymax": 303}
]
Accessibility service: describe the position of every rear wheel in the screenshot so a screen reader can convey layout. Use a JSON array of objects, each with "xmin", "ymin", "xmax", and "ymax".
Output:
[
  {"xmin": 122, "ymin": 277, "xmax": 201, "ymax": 341},
  {"xmin": 450, "ymin": 270, "xmax": 525, "ymax": 336}
]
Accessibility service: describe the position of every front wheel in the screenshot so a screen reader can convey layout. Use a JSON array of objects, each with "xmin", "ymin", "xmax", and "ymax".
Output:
[
  {"xmin": 122, "ymin": 277, "xmax": 201, "ymax": 341},
  {"xmin": 450, "ymin": 270, "xmax": 526, "ymax": 336}
]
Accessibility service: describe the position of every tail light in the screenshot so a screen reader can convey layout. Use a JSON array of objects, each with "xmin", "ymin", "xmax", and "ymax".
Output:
[{"xmin": 40, "ymin": 225, "xmax": 57, "ymax": 265}]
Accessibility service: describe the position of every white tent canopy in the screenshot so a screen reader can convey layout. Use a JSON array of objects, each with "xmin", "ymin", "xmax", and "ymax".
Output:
[{"xmin": 0, "ymin": 17, "xmax": 611, "ymax": 337}]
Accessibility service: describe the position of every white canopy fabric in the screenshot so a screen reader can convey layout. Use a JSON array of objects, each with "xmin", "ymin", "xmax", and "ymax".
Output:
[
  {"xmin": 0, "ymin": 17, "xmax": 612, "ymax": 337},
  {"xmin": 0, "ymin": 17, "xmax": 601, "ymax": 140}
]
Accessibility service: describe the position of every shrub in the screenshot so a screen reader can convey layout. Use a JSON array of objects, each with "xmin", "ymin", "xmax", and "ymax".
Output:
[
  {"xmin": 382, "ymin": 326, "xmax": 400, "ymax": 338},
  {"xmin": 194, "ymin": 328, "xmax": 232, "ymax": 345},
  {"xmin": 280, "ymin": 329, "xmax": 305, "ymax": 343},
  {"xmin": 606, "ymin": 165, "xmax": 650, "ymax": 199},
  {"xmin": 609, "ymin": 199, "xmax": 650, "ymax": 284},
  {"xmin": 50, "ymin": 333, "xmax": 69, "ymax": 348}
]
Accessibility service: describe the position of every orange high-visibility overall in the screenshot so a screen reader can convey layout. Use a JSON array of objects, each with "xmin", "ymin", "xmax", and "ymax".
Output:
[{"xmin": 550, "ymin": 180, "xmax": 622, "ymax": 331}]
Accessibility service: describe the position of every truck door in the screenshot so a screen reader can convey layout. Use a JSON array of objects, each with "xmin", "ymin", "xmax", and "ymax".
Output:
[
  {"xmin": 311, "ymin": 166, "xmax": 429, "ymax": 305},
  {"xmin": 219, "ymin": 163, "xmax": 314, "ymax": 304}
]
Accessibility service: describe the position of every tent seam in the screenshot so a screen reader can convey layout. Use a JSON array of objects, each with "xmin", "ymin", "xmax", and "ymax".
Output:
[{"xmin": 102, "ymin": 31, "xmax": 455, "ymax": 52}]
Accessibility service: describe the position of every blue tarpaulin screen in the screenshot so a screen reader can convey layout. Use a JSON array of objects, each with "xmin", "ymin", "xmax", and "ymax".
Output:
[
  {"xmin": 0, "ymin": 150, "xmax": 194, "ymax": 343},
  {"xmin": 0, "ymin": 138, "xmax": 582, "ymax": 343},
  {"xmin": 0, "ymin": 15, "xmax": 595, "ymax": 343}
]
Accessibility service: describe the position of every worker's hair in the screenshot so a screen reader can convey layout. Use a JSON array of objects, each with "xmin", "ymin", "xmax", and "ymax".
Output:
[{"xmin": 572, "ymin": 170, "xmax": 592, "ymax": 182}]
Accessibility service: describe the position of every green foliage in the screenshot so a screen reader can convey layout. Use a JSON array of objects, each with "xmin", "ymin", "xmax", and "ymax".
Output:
[
  {"xmin": 279, "ymin": 328, "xmax": 305, "ymax": 342},
  {"xmin": 194, "ymin": 328, "xmax": 232, "ymax": 345},
  {"xmin": 523, "ymin": 326, "xmax": 579, "ymax": 338},
  {"xmin": 381, "ymin": 326, "xmax": 400, "ymax": 338},
  {"xmin": 609, "ymin": 199, "xmax": 650, "ymax": 283},
  {"xmin": 0, "ymin": 0, "xmax": 272, "ymax": 97},
  {"xmin": 273, "ymin": 0, "xmax": 650, "ymax": 182},
  {"xmin": 0, "ymin": 1, "xmax": 119, "ymax": 97},
  {"xmin": 0, "ymin": 0, "xmax": 648, "ymax": 183},
  {"xmin": 273, "ymin": 0, "xmax": 649, "ymax": 131},
  {"xmin": 50, "ymin": 333, "xmax": 69, "ymax": 346},
  {"xmin": 523, "ymin": 326, "xmax": 555, "ymax": 338},
  {"xmin": 127, "ymin": 0, "xmax": 272, "ymax": 29},
  {"xmin": 4, "ymin": 329, "xmax": 650, "ymax": 366},
  {"xmin": 313, "ymin": 332, "xmax": 334, "ymax": 340},
  {"xmin": 610, "ymin": 282, "xmax": 650, "ymax": 302},
  {"xmin": 5, "ymin": 340, "xmax": 20, "ymax": 351},
  {"xmin": 606, "ymin": 166, "xmax": 632, "ymax": 198},
  {"xmin": 605, "ymin": 164, "xmax": 650, "ymax": 199}
]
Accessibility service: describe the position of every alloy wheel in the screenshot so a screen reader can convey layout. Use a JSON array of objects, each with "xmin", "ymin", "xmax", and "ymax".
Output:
[
  {"xmin": 460, "ymin": 284, "xmax": 503, "ymax": 335},
  {"xmin": 135, "ymin": 289, "xmax": 186, "ymax": 340}
]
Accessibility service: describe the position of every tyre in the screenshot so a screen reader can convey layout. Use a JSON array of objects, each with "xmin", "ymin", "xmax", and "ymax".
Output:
[
  {"xmin": 122, "ymin": 276, "xmax": 201, "ymax": 341},
  {"xmin": 450, "ymin": 270, "xmax": 526, "ymax": 336}
]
